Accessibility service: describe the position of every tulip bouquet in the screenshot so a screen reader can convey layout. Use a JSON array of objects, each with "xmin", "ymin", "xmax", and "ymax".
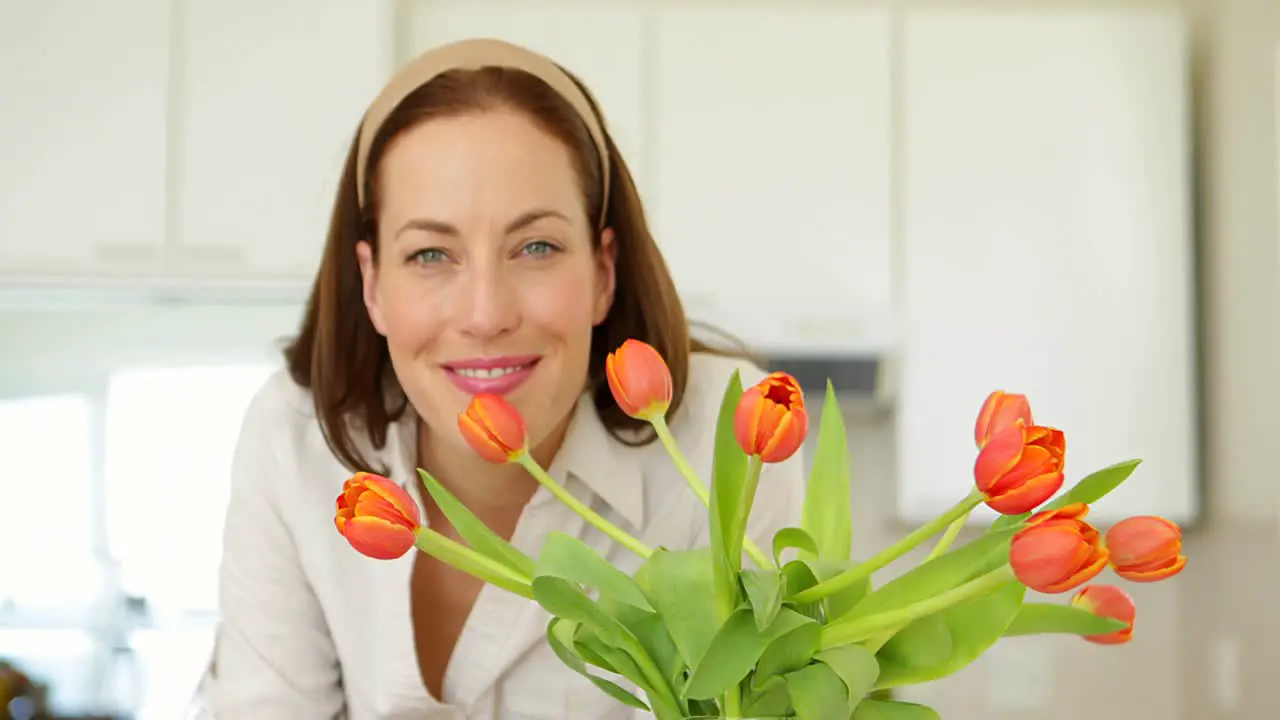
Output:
[{"xmin": 334, "ymin": 339, "xmax": 1187, "ymax": 719}]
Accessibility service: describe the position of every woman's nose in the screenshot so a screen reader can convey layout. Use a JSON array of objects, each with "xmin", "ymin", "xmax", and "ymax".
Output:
[{"xmin": 458, "ymin": 263, "xmax": 520, "ymax": 339}]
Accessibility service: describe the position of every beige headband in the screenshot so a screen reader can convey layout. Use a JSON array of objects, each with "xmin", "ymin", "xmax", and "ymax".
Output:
[{"xmin": 355, "ymin": 37, "xmax": 612, "ymax": 227}]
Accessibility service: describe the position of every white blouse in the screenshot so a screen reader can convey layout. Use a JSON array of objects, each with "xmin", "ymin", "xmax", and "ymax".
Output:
[{"xmin": 194, "ymin": 352, "xmax": 807, "ymax": 719}]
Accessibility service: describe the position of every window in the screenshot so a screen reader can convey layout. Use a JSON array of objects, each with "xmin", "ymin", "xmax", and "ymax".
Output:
[
  {"xmin": 0, "ymin": 393, "xmax": 98, "ymax": 616},
  {"xmin": 103, "ymin": 363, "xmax": 278, "ymax": 616}
]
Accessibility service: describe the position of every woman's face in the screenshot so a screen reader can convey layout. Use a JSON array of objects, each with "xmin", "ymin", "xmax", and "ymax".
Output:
[{"xmin": 357, "ymin": 107, "xmax": 616, "ymax": 459}]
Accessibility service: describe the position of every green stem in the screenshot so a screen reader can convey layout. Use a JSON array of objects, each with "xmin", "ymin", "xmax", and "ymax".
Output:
[
  {"xmin": 729, "ymin": 455, "xmax": 765, "ymax": 569},
  {"xmin": 864, "ymin": 508, "xmax": 975, "ymax": 652},
  {"xmin": 791, "ymin": 490, "xmax": 985, "ymax": 605},
  {"xmin": 819, "ymin": 564, "xmax": 1016, "ymax": 649},
  {"xmin": 652, "ymin": 417, "xmax": 773, "ymax": 569},
  {"xmin": 413, "ymin": 528, "xmax": 533, "ymax": 599},
  {"xmin": 515, "ymin": 452, "xmax": 653, "ymax": 559},
  {"xmin": 722, "ymin": 686, "xmax": 743, "ymax": 719}
]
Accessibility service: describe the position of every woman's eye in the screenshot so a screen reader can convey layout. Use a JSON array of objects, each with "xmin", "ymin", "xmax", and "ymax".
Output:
[
  {"xmin": 409, "ymin": 248, "xmax": 449, "ymax": 265},
  {"xmin": 522, "ymin": 239, "xmax": 558, "ymax": 257}
]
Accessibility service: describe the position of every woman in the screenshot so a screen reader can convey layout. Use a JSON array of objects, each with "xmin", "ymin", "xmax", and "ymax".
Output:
[{"xmin": 199, "ymin": 38, "xmax": 806, "ymax": 719}]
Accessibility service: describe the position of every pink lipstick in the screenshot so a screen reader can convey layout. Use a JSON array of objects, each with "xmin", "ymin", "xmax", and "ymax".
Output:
[{"xmin": 443, "ymin": 355, "xmax": 541, "ymax": 396}]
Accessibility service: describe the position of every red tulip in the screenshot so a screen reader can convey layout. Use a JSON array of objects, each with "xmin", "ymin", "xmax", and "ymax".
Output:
[
  {"xmin": 334, "ymin": 472, "xmax": 421, "ymax": 560},
  {"xmin": 1104, "ymin": 516, "xmax": 1187, "ymax": 583},
  {"xmin": 733, "ymin": 372, "xmax": 808, "ymax": 463},
  {"xmin": 458, "ymin": 393, "xmax": 528, "ymax": 464},
  {"xmin": 606, "ymin": 339, "xmax": 673, "ymax": 421},
  {"xmin": 975, "ymin": 390, "xmax": 1033, "ymax": 449},
  {"xmin": 1009, "ymin": 503, "xmax": 1109, "ymax": 594},
  {"xmin": 974, "ymin": 422, "xmax": 1066, "ymax": 515},
  {"xmin": 1071, "ymin": 584, "xmax": 1136, "ymax": 644}
]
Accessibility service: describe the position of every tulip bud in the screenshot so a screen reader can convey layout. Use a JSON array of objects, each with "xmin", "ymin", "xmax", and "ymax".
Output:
[
  {"xmin": 458, "ymin": 393, "xmax": 528, "ymax": 464},
  {"xmin": 334, "ymin": 472, "xmax": 421, "ymax": 560},
  {"xmin": 733, "ymin": 372, "xmax": 808, "ymax": 463},
  {"xmin": 1104, "ymin": 515, "xmax": 1187, "ymax": 582},
  {"xmin": 605, "ymin": 339, "xmax": 673, "ymax": 421},
  {"xmin": 973, "ymin": 422, "xmax": 1066, "ymax": 515},
  {"xmin": 1071, "ymin": 584, "xmax": 1136, "ymax": 644},
  {"xmin": 1009, "ymin": 504, "xmax": 1109, "ymax": 594},
  {"xmin": 975, "ymin": 390, "xmax": 1033, "ymax": 449}
]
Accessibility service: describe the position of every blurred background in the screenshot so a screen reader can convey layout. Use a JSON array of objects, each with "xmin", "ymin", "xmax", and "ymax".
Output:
[{"xmin": 1, "ymin": 0, "xmax": 1276, "ymax": 718}]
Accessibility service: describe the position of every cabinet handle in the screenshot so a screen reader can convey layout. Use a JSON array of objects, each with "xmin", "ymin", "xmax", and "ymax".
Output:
[
  {"xmin": 93, "ymin": 242, "xmax": 159, "ymax": 264},
  {"xmin": 169, "ymin": 244, "xmax": 247, "ymax": 268}
]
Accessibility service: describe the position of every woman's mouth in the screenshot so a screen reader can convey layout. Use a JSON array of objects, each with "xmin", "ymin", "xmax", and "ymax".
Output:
[{"xmin": 443, "ymin": 356, "xmax": 541, "ymax": 396}]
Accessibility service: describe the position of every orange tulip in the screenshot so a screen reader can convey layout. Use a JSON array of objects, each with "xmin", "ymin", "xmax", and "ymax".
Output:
[
  {"xmin": 334, "ymin": 472, "xmax": 421, "ymax": 560},
  {"xmin": 606, "ymin": 339, "xmax": 673, "ymax": 421},
  {"xmin": 973, "ymin": 422, "xmax": 1066, "ymax": 515},
  {"xmin": 458, "ymin": 393, "xmax": 528, "ymax": 464},
  {"xmin": 974, "ymin": 390, "xmax": 1033, "ymax": 449},
  {"xmin": 734, "ymin": 372, "xmax": 808, "ymax": 463},
  {"xmin": 1009, "ymin": 503, "xmax": 1109, "ymax": 594},
  {"xmin": 1104, "ymin": 515, "xmax": 1187, "ymax": 582},
  {"xmin": 1071, "ymin": 584, "xmax": 1136, "ymax": 644}
]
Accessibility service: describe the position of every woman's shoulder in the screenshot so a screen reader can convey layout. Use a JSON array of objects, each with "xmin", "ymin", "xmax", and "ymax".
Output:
[{"xmin": 241, "ymin": 366, "xmax": 317, "ymax": 429}]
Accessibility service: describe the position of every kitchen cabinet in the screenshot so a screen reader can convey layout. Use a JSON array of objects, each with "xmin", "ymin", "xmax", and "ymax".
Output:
[
  {"xmin": 0, "ymin": 0, "xmax": 171, "ymax": 280},
  {"xmin": 648, "ymin": 5, "xmax": 895, "ymax": 355}
]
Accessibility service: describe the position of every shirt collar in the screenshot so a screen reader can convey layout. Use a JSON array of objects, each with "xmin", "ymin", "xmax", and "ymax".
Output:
[{"xmin": 385, "ymin": 391, "xmax": 646, "ymax": 530}]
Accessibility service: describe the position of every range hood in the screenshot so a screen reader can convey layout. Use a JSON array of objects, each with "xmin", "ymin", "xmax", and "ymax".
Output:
[{"xmin": 686, "ymin": 300, "xmax": 896, "ymax": 405}]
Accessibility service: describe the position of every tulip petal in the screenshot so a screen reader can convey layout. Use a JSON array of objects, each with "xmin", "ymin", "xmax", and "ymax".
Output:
[
  {"xmin": 354, "ymin": 492, "xmax": 417, "ymax": 530},
  {"xmin": 1115, "ymin": 553, "xmax": 1187, "ymax": 582},
  {"xmin": 1073, "ymin": 584, "xmax": 1136, "ymax": 644},
  {"xmin": 1042, "ymin": 545, "xmax": 1109, "ymax": 594},
  {"xmin": 358, "ymin": 474, "xmax": 421, "ymax": 527},
  {"xmin": 458, "ymin": 410, "xmax": 518, "ymax": 464},
  {"xmin": 734, "ymin": 387, "xmax": 766, "ymax": 456},
  {"xmin": 759, "ymin": 405, "xmax": 807, "ymax": 463},
  {"xmin": 342, "ymin": 516, "xmax": 416, "ymax": 559},
  {"xmin": 985, "ymin": 471, "xmax": 1063, "ymax": 515},
  {"xmin": 471, "ymin": 395, "xmax": 526, "ymax": 454},
  {"xmin": 986, "ymin": 445, "xmax": 1055, "ymax": 497},
  {"xmin": 1010, "ymin": 524, "xmax": 1089, "ymax": 591},
  {"xmin": 974, "ymin": 424, "xmax": 1026, "ymax": 494}
]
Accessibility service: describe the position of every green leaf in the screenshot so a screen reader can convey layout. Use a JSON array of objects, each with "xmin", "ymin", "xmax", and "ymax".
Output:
[
  {"xmin": 877, "ymin": 614, "xmax": 953, "ymax": 670},
  {"xmin": 814, "ymin": 644, "xmax": 880, "ymax": 710},
  {"xmin": 873, "ymin": 580, "xmax": 1026, "ymax": 689},
  {"xmin": 546, "ymin": 619, "xmax": 650, "ymax": 711},
  {"xmin": 784, "ymin": 661, "xmax": 849, "ymax": 720},
  {"xmin": 754, "ymin": 618, "xmax": 822, "ymax": 685},
  {"xmin": 417, "ymin": 468, "xmax": 536, "ymax": 578},
  {"xmin": 990, "ymin": 459, "xmax": 1142, "ymax": 533},
  {"xmin": 836, "ymin": 528, "xmax": 1015, "ymax": 625},
  {"xmin": 535, "ymin": 532, "xmax": 653, "ymax": 612},
  {"xmin": 596, "ymin": 594, "xmax": 683, "ymax": 685},
  {"xmin": 635, "ymin": 548, "xmax": 719, "ymax": 669},
  {"xmin": 709, "ymin": 371, "xmax": 749, "ymax": 617},
  {"xmin": 780, "ymin": 559, "xmax": 826, "ymax": 621},
  {"xmin": 684, "ymin": 608, "xmax": 815, "ymax": 699},
  {"xmin": 805, "ymin": 558, "xmax": 873, "ymax": 621},
  {"xmin": 741, "ymin": 568, "xmax": 785, "ymax": 631},
  {"xmin": 743, "ymin": 675, "xmax": 792, "ymax": 718},
  {"xmin": 530, "ymin": 575, "xmax": 670, "ymax": 704},
  {"xmin": 773, "ymin": 526, "xmax": 819, "ymax": 567},
  {"xmin": 851, "ymin": 698, "xmax": 942, "ymax": 719},
  {"xmin": 801, "ymin": 380, "xmax": 853, "ymax": 563},
  {"xmin": 1003, "ymin": 601, "xmax": 1131, "ymax": 637}
]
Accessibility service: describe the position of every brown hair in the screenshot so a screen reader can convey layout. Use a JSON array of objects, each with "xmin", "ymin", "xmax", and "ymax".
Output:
[{"xmin": 283, "ymin": 64, "xmax": 746, "ymax": 473}]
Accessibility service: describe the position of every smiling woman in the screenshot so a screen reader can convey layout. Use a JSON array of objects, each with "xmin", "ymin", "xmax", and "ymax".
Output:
[{"xmin": 197, "ymin": 38, "xmax": 806, "ymax": 719}]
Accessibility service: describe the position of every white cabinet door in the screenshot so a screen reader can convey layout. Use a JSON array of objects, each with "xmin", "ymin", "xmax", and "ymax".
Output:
[
  {"xmin": 649, "ymin": 6, "xmax": 894, "ymax": 355},
  {"xmin": 0, "ymin": 0, "xmax": 170, "ymax": 279},
  {"xmin": 401, "ymin": 0, "xmax": 648, "ymax": 197},
  {"xmin": 894, "ymin": 10, "xmax": 1199, "ymax": 526},
  {"xmin": 171, "ymin": 0, "xmax": 394, "ymax": 284}
]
